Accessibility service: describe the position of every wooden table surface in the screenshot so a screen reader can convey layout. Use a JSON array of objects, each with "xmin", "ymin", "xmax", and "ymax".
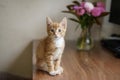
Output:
[{"xmin": 32, "ymin": 40, "xmax": 120, "ymax": 80}]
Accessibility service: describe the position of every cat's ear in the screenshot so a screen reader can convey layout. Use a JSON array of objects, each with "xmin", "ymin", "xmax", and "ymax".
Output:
[
  {"xmin": 46, "ymin": 17, "xmax": 53, "ymax": 27},
  {"xmin": 60, "ymin": 17, "xmax": 67, "ymax": 29}
]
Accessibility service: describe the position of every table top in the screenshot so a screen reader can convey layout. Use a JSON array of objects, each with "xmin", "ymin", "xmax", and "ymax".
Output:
[{"xmin": 33, "ymin": 40, "xmax": 120, "ymax": 80}]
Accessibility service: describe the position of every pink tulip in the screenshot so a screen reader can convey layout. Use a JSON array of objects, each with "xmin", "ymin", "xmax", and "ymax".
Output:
[
  {"xmin": 97, "ymin": 2, "xmax": 105, "ymax": 8},
  {"xmin": 91, "ymin": 7, "xmax": 102, "ymax": 17},
  {"xmin": 73, "ymin": 5, "xmax": 85, "ymax": 16},
  {"xmin": 99, "ymin": 7, "xmax": 105, "ymax": 12},
  {"xmin": 84, "ymin": 2, "xmax": 94, "ymax": 13},
  {"xmin": 80, "ymin": 2, "xmax": 85, "ymax": 7},
  {"xmin": 76, "ymin": 8, "xmax": 85, "ymax": 16}
]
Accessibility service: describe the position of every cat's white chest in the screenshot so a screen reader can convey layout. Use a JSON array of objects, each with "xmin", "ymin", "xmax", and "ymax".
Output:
[
  {"xmin": 54, "ymin": 37, "xmax": 64, "ymax": 48},
  {"xmin": 53, "ymin": 37, "xmax": 64, "ymax": 60}
]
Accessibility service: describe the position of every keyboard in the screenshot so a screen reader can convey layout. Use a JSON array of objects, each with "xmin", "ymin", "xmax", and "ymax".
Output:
[{"xmin": 101, "ymin": 35, "xmax": 120, "ymax": 58}]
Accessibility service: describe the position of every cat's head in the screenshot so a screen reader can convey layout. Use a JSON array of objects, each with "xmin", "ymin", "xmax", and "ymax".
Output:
[{"xmin": 46, "ymin": 17, "xmax": 67, "ymax": 38}]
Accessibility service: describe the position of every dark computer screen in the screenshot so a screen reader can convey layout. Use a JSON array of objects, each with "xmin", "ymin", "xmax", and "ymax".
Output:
[{"xmin": 109, "ymin": 0, "xmax": 120, "ymax": 25}]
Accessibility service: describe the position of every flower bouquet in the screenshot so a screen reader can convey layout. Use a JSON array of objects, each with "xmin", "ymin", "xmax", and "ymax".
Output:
[{"xmin": 62, "ymin": 0, "xmax": 109, "ymax": 50}]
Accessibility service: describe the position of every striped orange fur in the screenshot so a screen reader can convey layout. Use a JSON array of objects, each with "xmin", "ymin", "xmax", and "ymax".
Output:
[{"xmin": 36, "ymin": 17, "xmax": 67, "ymax": 76}]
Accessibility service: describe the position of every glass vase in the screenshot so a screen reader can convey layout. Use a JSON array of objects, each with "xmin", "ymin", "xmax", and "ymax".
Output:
[{"xmin": 77, "ymin": 27, "xmax": 93, "ymax": 51}]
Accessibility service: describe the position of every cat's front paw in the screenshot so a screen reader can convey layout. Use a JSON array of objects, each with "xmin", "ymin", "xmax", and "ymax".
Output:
[
  {"xmin": 49, "ymin": 71, "xmax": 57, "ymax": 76},
  {"xmin": 56, "ymin": 66, "xmax": 64, "ymax": 75}
]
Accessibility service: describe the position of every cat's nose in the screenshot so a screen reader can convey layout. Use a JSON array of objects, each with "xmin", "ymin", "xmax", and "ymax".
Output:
[
  {"xmin": 55, "ymin": 34, "xmax": 58, "ymax": 38},
  {"xmin": 55, "ymin": 35, "xmax": 58, "ymax": 38},
  {"xmin": 55, "ymin": 33, "xmax": 57, "ymax": 36}
]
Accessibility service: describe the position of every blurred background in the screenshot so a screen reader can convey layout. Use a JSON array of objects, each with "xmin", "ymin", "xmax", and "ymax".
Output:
[{"xmin": 0, "ymin": 0, "xmax": 119, "ymax": 78}]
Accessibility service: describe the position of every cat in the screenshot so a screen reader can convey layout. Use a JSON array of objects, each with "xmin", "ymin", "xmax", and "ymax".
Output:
[{"xmin": 36, "ymin": 17, "xmax": 67, "ymax": 76}]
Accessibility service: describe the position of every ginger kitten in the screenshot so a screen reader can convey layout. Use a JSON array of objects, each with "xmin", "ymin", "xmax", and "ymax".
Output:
[{"xmin": 36, "ymin": 17, "xmax": 67, "ymax": 76}]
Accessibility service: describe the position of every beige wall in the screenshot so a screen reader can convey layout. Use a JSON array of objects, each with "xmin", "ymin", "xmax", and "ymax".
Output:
[
  {"xmin": 0, "ymin": 0, "xmax": 119, "ymax": 78},
  {"xmin": 101, "ymin": 0, "xmax": 120, "ymax": 37},
  {"xmin": 0, "ymin": 0, "xmax": 81, "ymax": 78}
]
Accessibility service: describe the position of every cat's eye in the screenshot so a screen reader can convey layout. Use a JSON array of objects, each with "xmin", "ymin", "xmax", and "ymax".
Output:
[
  {"xmin": 50, "ymin": 29, "xmax": 54, "ymax": 32},
  {"xmin": 58, "ymin": 29, "xmax": 61, "ymax": 32}
]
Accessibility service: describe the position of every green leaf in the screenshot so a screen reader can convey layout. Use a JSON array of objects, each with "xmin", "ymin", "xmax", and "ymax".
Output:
[
  {"xmin": 69, "ymin": 18, "xmax": 80, "ymax": 23},
  {"xmin": 82, "ymin": 0, "xmax": 85, "ymax": 2},
  {"xmin": 94, "ymin": 18, "xmax": 101, "ymax": 25},
  {"xmin": 62, "ymin": 11, "xmax": 76, "ymax": 16},
  {"xmin": 75, "ymin": 24, "xmax": 80, "ymax": 31},
  {"xmin": 98, "ymin": 12, "xmax": 110, "ymax": 17},
  {"xmin": 67, "ymin": 4, "xmax": 74, "ymax": 10},
  {"xmin": 62, "ymin": 11, "xmax": 75, "ymax": 15},
  {"xmin": 92, "ymin": 2, "xmax": 97, "ymax": 6},
  {"xmin": 62, "ymin": 11, "xmax": 80, "ymax": 20},
  {"xmin": 72, "ymin": 1, "xmax": 80, "ymax": 5}
]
